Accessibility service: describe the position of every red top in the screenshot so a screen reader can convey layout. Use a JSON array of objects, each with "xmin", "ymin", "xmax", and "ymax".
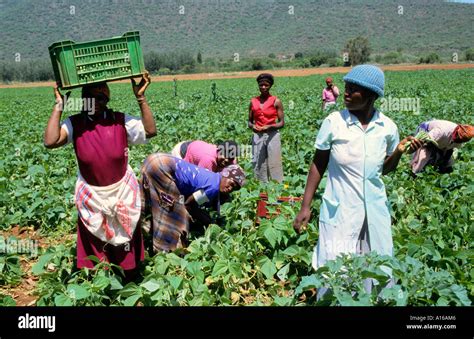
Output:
[
  {"xmin": 251, "ymin": 95, "xmax": 278, "ymax": 127},
  {"xmin": 70, "ymin": 111, "xmax": 128, "ymax": 186},
  {"xmin": 69, "ymin": 111, "xmax": 144, "ymax": 270}
]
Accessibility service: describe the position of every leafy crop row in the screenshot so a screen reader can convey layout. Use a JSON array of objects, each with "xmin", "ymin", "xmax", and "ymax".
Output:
[{"xmin": 0, "ymin": 69, "xmax": 472, "ymax": 305}]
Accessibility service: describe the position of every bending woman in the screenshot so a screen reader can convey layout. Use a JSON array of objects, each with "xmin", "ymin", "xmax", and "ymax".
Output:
[
  {"xmin": 140, "ymin": 153, "xmax": 245, "ymax": 253},
  {"xmin": 170, "ymin": 140, "xmax": 239, "ymax": 172},
  {"xmin": 411, "ymin": 120, "xmax": 474, "ymax": 175}
]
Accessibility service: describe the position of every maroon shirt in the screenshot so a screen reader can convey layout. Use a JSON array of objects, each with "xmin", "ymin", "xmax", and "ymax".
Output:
[
  {"xmin": 67, "ymin": 111, "xmax": 144, "ymax": 270},
  {"xmin": 70, "ymin": 111, "xmax": 128, "ymax": 186}
]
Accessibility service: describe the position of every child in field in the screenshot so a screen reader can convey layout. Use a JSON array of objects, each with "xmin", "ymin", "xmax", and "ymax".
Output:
[
  {"xmin": 293, "ymin": 65, "xmax": 423, "ymax": 297},
  {"xmin": 411, "ymin": 120, "xmax": 474, "ymax": 174}
]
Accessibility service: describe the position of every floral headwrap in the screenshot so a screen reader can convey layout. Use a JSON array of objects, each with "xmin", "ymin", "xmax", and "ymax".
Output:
[{"xmin": 221, "ymin": 164, "xmax": 246, "ymax": 188}]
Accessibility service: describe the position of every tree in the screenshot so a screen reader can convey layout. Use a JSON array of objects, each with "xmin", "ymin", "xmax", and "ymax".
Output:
[
  {"xmin": 308, "ymin": 50, "xmax": 335, "ymax": 67},
  {"xmin": 295, "ymin": 52, "xmax": 303, "ymax": 59},
  {"xmin": 465, "ymin": 48, "xmax": 474, "ymax": 61},
  {"xmin": 197, "ymin": 51, "xmax": 202, "ymax": 64},
  {"xmin": 419, "ymin": 53, "xmax": 440, "ymax": 64},
  {"xmin": 144, "ymin": 51, "xmax": 161, "ymax": 72},
  {"xmin": 251, "ymin": 59, "xmax": 264, "ymax": 70},
  {"xmin": 345, "ymin": 36, "xmax": 371, "ymax": 66}
]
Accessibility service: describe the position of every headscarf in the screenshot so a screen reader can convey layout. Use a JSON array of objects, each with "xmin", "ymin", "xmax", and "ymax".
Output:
[
  {"xmin": 81, "ymin": 82, "xmax": 111, "ymax": 118},
  {"xmin": 221, "ymin": 164, "xmax": 246, "ymax": 188},
  {"xmin": 82, "ymin": 82, "xmax": 110, "ymax": 101},
  {"xmin": 325, "ymin": 77, "xmax": 333, "ymax": 83},
  {"xmin": 256, "ymin": 73, "xmax": 274, "ymax": 86},
  {"xmin": 453, "ymin": 124, "xmax": 474, "ymax": 143}
]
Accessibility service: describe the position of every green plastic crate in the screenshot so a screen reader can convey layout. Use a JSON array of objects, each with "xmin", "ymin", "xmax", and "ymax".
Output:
[{"xmin": 49, "ymin": 31, "xmax": 145, "ymax": 89}]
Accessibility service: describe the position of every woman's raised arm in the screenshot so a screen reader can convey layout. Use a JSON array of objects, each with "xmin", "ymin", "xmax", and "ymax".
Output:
[{"xmin": 44, "ymin": 84, "xmax": 70, "ymax": 149}]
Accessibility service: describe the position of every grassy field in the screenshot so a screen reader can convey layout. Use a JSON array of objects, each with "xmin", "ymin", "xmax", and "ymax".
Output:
[{"xmin": 0, "ymin": 69, "xmax": 473, "ymax": 306}]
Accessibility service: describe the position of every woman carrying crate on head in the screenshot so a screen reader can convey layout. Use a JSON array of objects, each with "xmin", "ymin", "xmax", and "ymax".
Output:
[
  {"xmin": 293, "ymin": 65, "xmax": 423, "ymax": 297},
  {"xmin": 248, "ymin": 73, "xmax": 285, "ymax": 183},
  {"xmin": 43, "ymin": 73, "xmax": 157, "ymax": 280}
]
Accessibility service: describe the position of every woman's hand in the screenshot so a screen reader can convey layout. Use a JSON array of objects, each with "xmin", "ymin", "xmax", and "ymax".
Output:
[
  {"xmin": 54, "ymin": 83, "xmax": 63, "ymax": 104},
  {"xmin": 293, "ymin": 206, "xmax": 311, "ymax": 234},
  {"xmin": 256, "ymin": 125, "xmax": 273, "ymax": 132},
  {"xmin": 132, "ymin": 71, "xmax": 151, "ymax": 98},
  {"xmin": 53, "ymin": 83, "xmax": 71, "ymax": 108},
  {"xmin": 397, "ymin": 136, "xmax": 424, "ymax": 154},
  {"xmin": 45, "ymin": 83, "xmax": 70, "ymax": 148}
]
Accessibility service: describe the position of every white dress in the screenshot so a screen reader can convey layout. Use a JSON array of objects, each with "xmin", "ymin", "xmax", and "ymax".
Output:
[{"xmin": 312, "ymin": 110, "xmax": 399, "ymax": 270}]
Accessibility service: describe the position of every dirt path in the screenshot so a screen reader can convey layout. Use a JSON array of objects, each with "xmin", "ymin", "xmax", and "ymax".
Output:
[{"xmin": 1, "ymin": 63, "xmax": 472, "ymax": 89}]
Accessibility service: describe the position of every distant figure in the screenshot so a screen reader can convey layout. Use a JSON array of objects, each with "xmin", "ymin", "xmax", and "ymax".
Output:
[
  {"xmin": 170, "ymin": 140, "xmax": 239, "ymax": 172},
  {"xmin": 248, "ymin": 73, "xmax": 285, "ymax": 183},
  {"xmin": 411, "ymin": 120, "xmax": 474, "ymax": 175},
  {"xmin": 322, "ymin": 77, "xmax": 340, "ymax": 110}
]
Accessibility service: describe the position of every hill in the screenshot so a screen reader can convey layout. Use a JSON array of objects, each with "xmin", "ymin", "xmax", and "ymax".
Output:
[{"xmin": 0, "ymin": 0, "xmax": 473, "ymax": 62}]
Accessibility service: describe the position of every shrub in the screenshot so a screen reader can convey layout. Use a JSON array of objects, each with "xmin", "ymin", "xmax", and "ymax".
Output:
[
  {"xmin": 159, "ymin": 68, "xmax": 171, "ymax": 75},
  {"xmin": 465, "ymin": 48, "xmax": 474, "ymax": 61},
  {"xmin": 326, "ymin": 57, "xmax": 343, "ymax": 67},
  {"xmin": 380, "ymin": 51, "xmax": 406, "ymax": 65},
  {"xmin": 250, "ymin": 59, "xmax": 265, "ymax": 70},
  {"xmin": 419, "ymin": 52, "xmax": 440, "ymax": 64}
]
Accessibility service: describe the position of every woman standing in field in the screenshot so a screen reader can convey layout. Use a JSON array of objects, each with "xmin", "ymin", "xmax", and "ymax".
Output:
[
  {"xmin": 293, "ymin": 65, "xmax": 422, "ymax": 294},
  {"xmin": 321, "ymin": 77, "xmax": 340, "ymax": 110},
  {"xmin": 411, "ymin": 120, "xmax": 474, "ymax": 175},
  {"xmin": 140, "ymin": 153, "xmax": 245, "ymax": 253},
  {"xmin": 43, "ymin": 73, "xmax": 157, "ymax": 279},
  {"xmin": 248, "ymin": 73, "xmax": 285, "ymax": 183}
]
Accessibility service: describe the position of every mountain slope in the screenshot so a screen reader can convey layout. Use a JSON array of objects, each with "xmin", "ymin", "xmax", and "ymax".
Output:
[{"xmin": 0, "ymin": 0, "xmax": 472, "ymax": 61}]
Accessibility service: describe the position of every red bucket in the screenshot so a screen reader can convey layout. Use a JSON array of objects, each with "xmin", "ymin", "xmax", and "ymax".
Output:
[{"xmin": 256, "ymin": 193, "xmax": 302, "ymax": 224}]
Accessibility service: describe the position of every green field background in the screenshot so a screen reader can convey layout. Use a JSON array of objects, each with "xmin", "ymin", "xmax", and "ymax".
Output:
[{"xmin": 0, "ymin": 69, "xmax": 473, "ymax": 306}]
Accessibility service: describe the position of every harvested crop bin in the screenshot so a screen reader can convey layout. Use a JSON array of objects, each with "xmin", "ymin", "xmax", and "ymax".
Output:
[{"xmin": 48, "ymin": 31, "xmax": 145, "ymax": 89}]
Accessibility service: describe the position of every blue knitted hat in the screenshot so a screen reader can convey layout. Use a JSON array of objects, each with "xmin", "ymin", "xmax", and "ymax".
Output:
[{"xmin": 343, "ymin": 65, "xmax": 384, "ymax": 98}]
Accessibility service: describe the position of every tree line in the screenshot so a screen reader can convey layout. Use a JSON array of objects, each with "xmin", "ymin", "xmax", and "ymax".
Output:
[{"xmin": 1, "ymin": 37, "xmax": 472, "ymax": 83}]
